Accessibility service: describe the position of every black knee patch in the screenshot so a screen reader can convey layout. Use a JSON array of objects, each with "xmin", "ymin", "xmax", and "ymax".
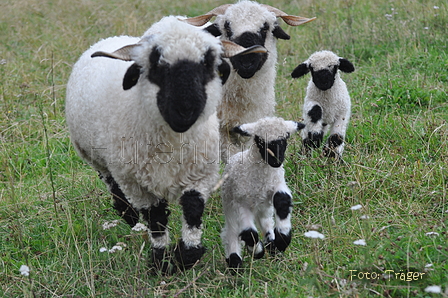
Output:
[
  {"xmin": 240, "ymin": 228, "xmax": 259, "ymax": 247},
  {"xmin": 273, "ymin": 192, "xmax": 292, "ymax": 220},
  {"xmin": 308, "ymin": 105, "xmax": 322, "ymax": 123},
  {"xmin": 179, "ymin": 190, "xmax": 204, "ymax": 229},
  {"xmin": 328, "ymin": 133, "xmax": 344, "ymax": 148},
  {"xmin": 149, "ymin": 200, "xmax": 170, "ymax": 238},
  {"xmin": 274, "ymin": 229, "xmax": 292, "ymax": 252},
  {"xmin": 226, "ymin": 253, "xmax": 243, "ymax": 271},
  {"xmin": 174, "ymin": 239, "xmax": 206, "ymax": 270},
  {"xmin": 303, "ymin": 131, "xmax": 323, "ymax": 149},
  {"xmin": 106, "ymin": 176, "xmax": 139, "ymax": 227}
]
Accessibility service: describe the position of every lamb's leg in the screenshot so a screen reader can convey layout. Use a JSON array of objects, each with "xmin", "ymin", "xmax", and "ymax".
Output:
[
  {"xmin": 272, "ymin": 187, "xmax": 293, "ymax": 252},
  {"xmin": 101, "ymin": 173, "xmax": 139, "ymax": 227},
  {"xmin": 221, "ymin": 223, "xmax": 244, "ymax": 271},
  {"xmin": 323, "ymin": 114, "xmax": 349, "ymax": 159},
  {"xmin": 255, "ymin": 204, "xmax": 275, "ymax": 255},
  {"xmin": 302, "ymin": 102, "xmax": 325, "ymax": 154},
  {"xmin": 144, "ymin": 200, "xmax": 172, "ymax": 274},
  {"xmin": 174, "ymin": 190, "xmax": 206, "ymax": 270}
]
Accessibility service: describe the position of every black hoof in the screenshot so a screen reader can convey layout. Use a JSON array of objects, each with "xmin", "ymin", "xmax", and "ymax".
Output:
[
  {"xmin": 151, "ymin": 247, "xmax": 176, "ymax": 275},
  {"xmin": 226, "ymin": 253, "xmax": 243, "ymax": 275},
  {"xmin": 274, "ymin": 229, "xmax": 291, "ymax": 252},
  {"xmin": 174, "ymin": 240, "xmax": 206, "ymax": 270}
]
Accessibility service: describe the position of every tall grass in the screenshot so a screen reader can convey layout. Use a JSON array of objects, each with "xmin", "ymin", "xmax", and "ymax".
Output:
[{"xmin": 1, "ymin": 0, "xmax": 447, "ymax": 297}]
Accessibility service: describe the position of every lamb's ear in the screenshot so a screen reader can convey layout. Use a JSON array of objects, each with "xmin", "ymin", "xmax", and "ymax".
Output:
[
  {"xmin": 218, "ymin": 59, "xmax": 231, "ymax": 85},
  {"xmin": 291, "ymin": 63, "xmax": 309, "ymax": 78},
  {"xmin": 273, "ymin": 24, "xmax": 290, "ymax": 40},
  {"xmin": 123, "ymin": 63, "xmax": 142, "ymax": 90},
  {"xmin": 204, "ymin": 23, "xmax": 222, "ymax": 37},
  {"xmin": 285, "ymin": 121, "xmax": 305, "ymax": 136},
  {"xmin": 339, "ymin": 58, "xmax": 355, "ymax": 73},
  {"xmin": 295, "ymin": 122, "xmax": 306, "ymax": 131},
  {"xmin": 231, "ymin": 125, "xmax": 252, "ymax": 137}
]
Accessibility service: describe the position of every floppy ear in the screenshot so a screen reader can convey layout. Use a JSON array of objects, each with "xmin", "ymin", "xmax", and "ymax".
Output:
[
  {"xmin": 123, "ymin": 63, "xmax": 142, "ymax": 90},
  {"xmin": 339, "ymin": 58, "xmax": 355, "ymax": 73},
  {"xmin": 291, "ymin": 63, "xmax": 309, "ymax": 78},
  {"xmin": 284, "ymin": 121, "xmax": 306, "ymax": 136},
  {"xmin": 295, "ymin": 122, "xmax": 306, "ymax": 131},
  {"xmin": 204, "ymin": 23, "xmax": 222, "ymax": 37},
  {"xmin": 231, "ymin": 125, "xmax": 251, "ymax": 137},
  {"xmin": 272, "ymin": 24, "xmax": 290, "ymax": 40}
]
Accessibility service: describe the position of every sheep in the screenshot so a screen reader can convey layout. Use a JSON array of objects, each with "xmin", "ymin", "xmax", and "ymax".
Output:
[
  {"xmin": 186, "ymin": 1, "xmax": 315, "ymax": 162},
  {"xmin": 65, "ymin": 16, "xmax": 266, "ymax": 273},
  {"xmin": 291, "ymin": 50, "xmax": 355, "ymax": 159},
  {"xmin": 220, "ymin": 117, "xmax": 305, "ymax": 270}
]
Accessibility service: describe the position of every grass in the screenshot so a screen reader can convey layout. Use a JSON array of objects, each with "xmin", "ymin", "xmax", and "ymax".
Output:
[{"xmin": 1, "ymin": 0, "xmax": 447, "ymax": 296}]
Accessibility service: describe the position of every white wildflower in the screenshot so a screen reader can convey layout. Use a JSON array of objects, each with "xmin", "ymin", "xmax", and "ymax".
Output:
[
  {"xmin": 109, "ymin": 245, "xmax": 123, "ymax": 253},
  {"xmin": 131, "ymin": 223, "xmax": 148, "ymax": 231},
  {"xmin": 304, "ymin": 231, "xmax": 325, "ymax": 239},
  {"xmin": 424, "ymin": 27, "xmax": 429, "ymax": 30},
  {"xmin": 424, "ymin": 285, "xmax": 442, "ymax": 293},
  {"xmin": 385, "ymin": 14, "xmax": 393, "ymax": 20},
  {"xmin": 425, "ymin": 232, "xmax": 439, "ymax": 236},
  {"xmin": 353, "ymin": 239, "xmax": 367, "ymax": 246},
  {"xmin": 99, "ymin": 247, "xmax": 108, "ymax": 253},
  {"xmin": 360, "ymin": 215, "xmax": 370, "ymax": 219},
  {"xmin": 19, "ymin": 265, "xmax": 30, "ymax": 277},
  {"xmin": 102, "ymin": 220, "xmax": 119, "ymax": 230},
  {"xmin": 350, "ymin": 204, "xmax": 362, "ymax": 211},
  {"xmin": 425, "ymin": 263, "xmax": 433, "ymax": 268},
  {"xmin": 433, "ymin": 6, "xmax": 439, "ymax": 9}
]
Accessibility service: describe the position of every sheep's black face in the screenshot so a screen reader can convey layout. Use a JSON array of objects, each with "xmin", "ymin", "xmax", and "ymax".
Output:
[
  {"xmin": 254, "ymin": 135, "xmax": 288, "ymax": 168},
  {"xmin": 311, "ymin": 66, "xmax": 338, "ymax": 91},
  {"xmin": 148, "ymin": 48, "xmax": 216, "ymax": 133},
  {"xmin": 227, "ymin": 22, "xmax": 269, "ymax": 79}
]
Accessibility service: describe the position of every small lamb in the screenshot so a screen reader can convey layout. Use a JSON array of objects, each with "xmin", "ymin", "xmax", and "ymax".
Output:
[
  {"xmin": 291, "ymin": 50, "xmax": 355, "ymax": 159},
  {"xmin": 220, "ymin": 117, "xmax": 305, "ymax": 270}
]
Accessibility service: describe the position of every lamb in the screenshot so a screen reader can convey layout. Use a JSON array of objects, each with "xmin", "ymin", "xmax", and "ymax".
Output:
[
  {"xmin": 186, "ymin": 1, "xmax": 315, "ymax": 162},
  {"xmin": 65, "ymin": 16, "xmax": 266, "ymax": 272},
  {"xmin": 291, "ymin": 50, "xmax": 355, "ymax": 159},
  {"xmin": 220, "ymin": 117, "xmax": 305, "ymax": 270}
]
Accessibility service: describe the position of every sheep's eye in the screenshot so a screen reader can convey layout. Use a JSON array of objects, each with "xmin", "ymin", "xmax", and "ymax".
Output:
[
  {"xmin": 224, "ymin": 21, "xmax": 233, "ymax": 38},
  {"xmin": 261, "ymin": 22, "xmax": 269, "ymax": 33}
]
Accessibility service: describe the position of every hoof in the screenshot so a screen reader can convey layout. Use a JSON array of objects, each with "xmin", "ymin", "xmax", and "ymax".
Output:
[
  {"xmin": 174, "ymin": 240, "xmax": 206, "ymax": 270},
  {"xmin": 226, "ymin": 253, "xmax": 243, "ymax": 275},
  {"xmin": 274, "ymin": 229, "xmax": 291, "ymax": 252},
  {"xmin": 247, "ymin": 241, "xmax": 265, "ymax": 259},
  {"xmin": 151, "ymin": 247, "xmax": 176, "ymax": 275}
]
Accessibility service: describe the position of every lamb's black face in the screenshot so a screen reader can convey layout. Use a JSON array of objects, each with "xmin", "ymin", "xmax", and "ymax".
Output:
[
  {"xmin": 311, "ymin": 66, "xmax": 338, "ymax": 91},
  {"xmin": 254, "ymin": 135, "xmax": 288, "ymax": 168},
  {"xmin": 146, "ymin": 47, "xmax": 218, "ymax": 133},
  {"xmin": 226, "ymin": 22, "xmax": 269, "ymax": 79}
]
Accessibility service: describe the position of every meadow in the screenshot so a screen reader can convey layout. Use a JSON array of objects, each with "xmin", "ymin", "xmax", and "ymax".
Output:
[{"xmin": 1, "ymin": 0, "xmax": 447, "ymax": 297}]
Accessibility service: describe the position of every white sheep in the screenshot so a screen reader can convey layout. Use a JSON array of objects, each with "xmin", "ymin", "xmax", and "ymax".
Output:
[
  {"xmin": 186, "ymin": 1, "xmax": 315, "ymax": 162},
  {"xmin": 65, "ymin": 16, "xmax": 265, "ymax": 272},
  {"xmin": 291, "ymin": 50, "xmax": 355, "ymax": 159},
  {"xmin": 220, "ymin": 117, "xmax": 305, "ymax": 271}
]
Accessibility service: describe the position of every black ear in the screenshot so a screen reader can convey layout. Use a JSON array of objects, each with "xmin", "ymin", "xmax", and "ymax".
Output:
[
  {"xmin": 273, "ymin": 25, "xmax": 290, "ymax": 40},
  {"xmin": 295, "ymin": 122, "xmax": 306, "ymax": 131},
  {"xmin": 291, "ymin": 63, "xmax": 309, "ymax": 78},
  {"xmin": 339, "ymin": 58, "xmax": 355, "ymax": 73},
  {"xmin": 204, "ymin": 23, "xmax": 222, "ymax": 37},
  {"xmin": 218, "ymin": 59, "xmax": 231, "ymax": 85},
  {"xmin": 231, "ymin": 126, "xmax": 251, "ymax": 137},
  {"xmin": 123, "ymin": 63, "xmax": 142, "ymax": 90}
]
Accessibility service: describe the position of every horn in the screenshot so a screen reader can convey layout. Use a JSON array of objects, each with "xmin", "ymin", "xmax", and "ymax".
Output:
[
  {"xmin": 221, "ymin": 40, "xmax": 267, "ymax": 58},
  {"xmin": 184, "ymin": 4, "xmax": 233, "ymax": 26},
  {"xmin": 260, "ymin": 4, "xmax": 316, "ymax": 26},
  {"xmin": 91, "ymin": 44, "xmax": 140, "ymax": 61}
]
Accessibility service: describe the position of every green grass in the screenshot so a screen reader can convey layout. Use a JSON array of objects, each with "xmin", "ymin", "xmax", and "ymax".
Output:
[{"xmin": 1, "ymin": 0, "xmax": 447, "ymax": 297}]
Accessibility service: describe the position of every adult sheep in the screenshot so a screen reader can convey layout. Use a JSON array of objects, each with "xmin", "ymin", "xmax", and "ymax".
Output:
[
  {"xmin": 291, "ymin": 50, "xmax": 355, "ymax": 159},
  {"xmin": 65, "ymin": 16, "xmax": 265, "ymax": 272},
  {"xmin": 186, "ymin": 0, "xmax": 316, "ymax": 162}
]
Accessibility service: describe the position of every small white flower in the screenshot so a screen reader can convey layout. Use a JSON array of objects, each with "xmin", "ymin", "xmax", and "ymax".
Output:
[
  {"xmin": 433, "ymin": 6, "xmax": 439, "ymax": 9},
  {"xmin": 360, "ymin": 215, "xmax": 370, "ymax": 219},
  {"xmin": 351, "ymin": 204, "xmax": 362, "ymax": 211},
  {"xmin": 99, "ymin": 247, "xmax": 108, "ymax": 253},
  {"xmin": 19, "ymin": 265, "xmax": 30, "ymax": 277},
  {"xmin": 131, "ymin": 223, "xmax": 148, "ymax": 231},
  {"xmin": 353, "ymin": 239, "xmax": 367, "ymax": 246},
  {"xmin": 424, "ymin": 27, "xmax": 429, "ymax": 30},
  {"xmin": 304, "ymin": 231, "xmax": 325, "ymax": 239},
  {"xmin": 109, "ymin": 245, "xmax": 123, "ymax": 253},
  {"xmin": 385, "ymin": 14, "xmax": 393, "ymax": 20},
  {"xmin": 102, "ymin": 220, "xmax": 119, "ymax": 230},
  {"xmin": 424, "ymin": 285, "xmax": 442, "ymax": 293},
  {"xmin": 425, "ymin": 263, "xmax": 433, "ymax": 268},
  {"xmin": 425, "ymin": 232, "xmax": 439, "ymax": 236}
]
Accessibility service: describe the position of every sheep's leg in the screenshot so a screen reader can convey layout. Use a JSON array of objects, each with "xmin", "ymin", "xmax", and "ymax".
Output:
[
  {"xmin": 100, "ymin": 173, "xmax": 140, "ymax": 227},
  {"xmin": 302, "ymin": 102, "xmax": 325, "ymax": 153},
  {"xmin": 254, "ymin": 204, "xmax": 275, "ymax": 255},
  {"xmin": 323, "ymin": 114, "xmax": 349, "ymax": 159},
  {"xmin": 272, "ymin": 186, "xmax": 293, "ymax": 252},
  {"xmin": 174, "ymin": 190, "xmax": 206, "ymax": 270},
  {"xmin": 144, "ymin": 200, "xmax": 172, "ymax": 274},
  {"xmin": 221, "ymin": 222, "xmax": 244, "ymax": 270}
]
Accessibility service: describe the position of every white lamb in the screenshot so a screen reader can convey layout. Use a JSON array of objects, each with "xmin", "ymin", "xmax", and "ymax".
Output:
[
  {"xmin": 220, "ymin": 117, "xmax": 305, "ymax": 271},
  {"xmin": 65, "ymin": 16, "xmax": 265, "ymax": 273},
  {"xmin": 186, "ymin": 1, "xmax": 315, "ymax": 162},
  {"xmin": 291, "ymin": 50, "xmax": 355, "ymax": 159}
]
